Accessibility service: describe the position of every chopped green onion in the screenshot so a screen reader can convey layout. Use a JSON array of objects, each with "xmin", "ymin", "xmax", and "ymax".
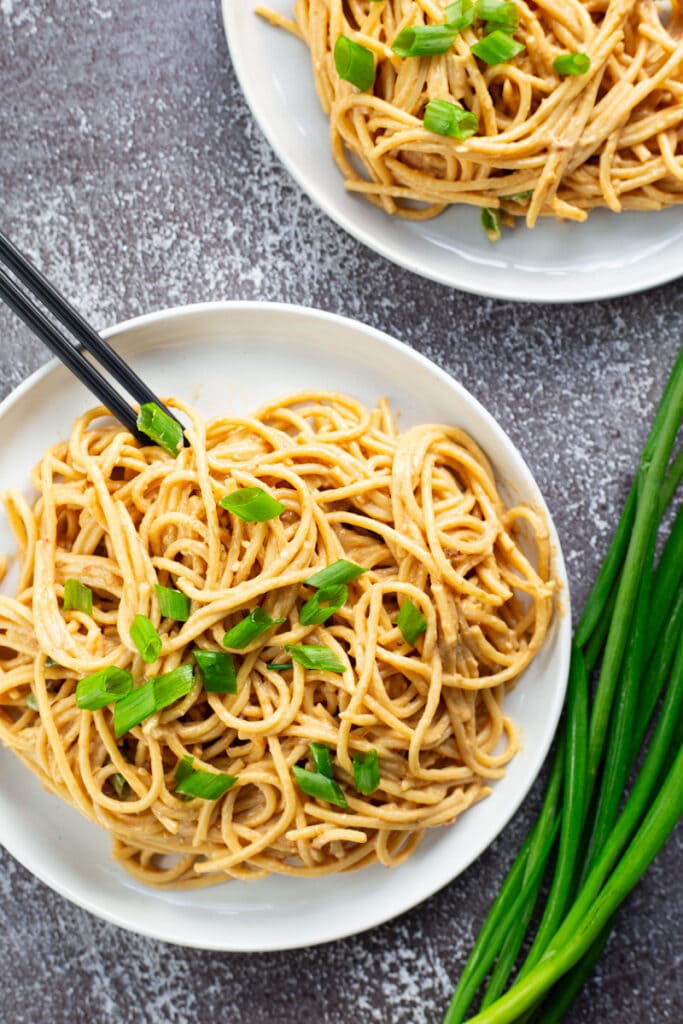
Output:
[
  {"xmin": 353, "ymin": 749, "xmax": 380, "ymax": 795},
  {"xmin": 501, "ymin": 190, "xmax": 533, "ymax": 203},
  {"xmin": 193, "ymin": 649, "xmax": 237, "ymax": 694},
  {"xmin": 155, "ymin": 584, "xmax": 191, "ymax": 622},
  {"xmin": 292, "ymin": 765, "xmax": 348, "ymax": 808},
  {"xmin": 286, "ymin": 644, "xmax": 346, "ymax": 674},
  {"xmin": 334, "ymin": 35, "xmax": 376, "ymax": 92},
  {"xmin": 223, "ymin": 608, "xmax": 285, "ymax": 650},
  {"xmin": 153, "ymin": 663, "xmax": 195, "ymax": 709},
  {"xmin": 266, "ymin": 662, "xmax": 293, "ymax": 672},
  {"xmin": 309, "ymin": 742, "xmax": 334, "ymax": 779},
  {"xmin": 423, "ymin": 98, "xmax": 478, "ymax": 140},
  {"xmin": 445, "ymin": 0, "xmax": 475, "ymax": 31},
  {"xmin": 554, "ymin": 52, "xmax": 591, "ymax": 76},
  {"xmin": 219, "ymin": 486, "xmax": 285, "ymax": 523},
  {"xmin": 114, "ymin": 663, "xmax": 194, "ymax": 737},
  {"xmin": 476, "ymin": 0, "xmax": 519, "ymax": 32},
  {"xmin": 130, "ymin": 614, "xmax": 162, "ymax": 663},
  {"xmin": 471, "ymin": 29, "xmax": 525, "ymax": 64},
  {"xmin": 45, "ymin": 656, "xmax": 59, "ymax": 668},
  {"xmin": 397, "ymin": 599, "xmax": 427, "ymax": 646},
  {"xmin": 137, "ymin": 402, "xmax": 184, "ymax": 457},
  {"xmin": 63, "ymin": 578, "xmax": 93, "ymax": 616},
  {"xmin": 299, "ymin": 584, "xmax": 348, "ymax": 626},
  {"xmin": 26, "ymin": 692, "xmax": 38, "ymax": 711},
  {"xmin": 114, "ymin": 680, "xmax": 157, "ymax": 737},
  {"xmin": 175, "ymin": 754, "xmax": 195, "ymax": 783},
  {"xmin": 305, "ymin": 559, "xmax": 368, "ymax": 589},
  {"xmin": 76, "ymin": 666, "xmax": 134, "ymax": 711},
  {"xmin": 111, "ymin": 772, "xmax": 128, "ymax": 797},
  {"xmin": 175, "ymin": 757, "xmax": 237, "ymax": 800},
  {"xmin": 481, "ymin": 207, "xmax": 502, "ymax": 241},
  {"xmin": 392, "ymin": 25, "xmax": 458, "ymax": 58}
]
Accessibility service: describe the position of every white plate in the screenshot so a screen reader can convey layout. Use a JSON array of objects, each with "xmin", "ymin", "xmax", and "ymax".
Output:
[
  {"xmin": 0, "ymin": 303, "xmax": 571, "ymax": 950},
  {"xmin": 222, "ymin": 3, "xmax": 683, "ymax": 303}
]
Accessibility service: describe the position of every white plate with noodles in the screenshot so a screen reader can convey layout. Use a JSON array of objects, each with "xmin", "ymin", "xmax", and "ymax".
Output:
[
  {"xmin": 223, "ymin": 2, "xmax": 683, "ymax": 303},
  {"xmin": 0, "ymin": 302, "xmax": 570, "ymax": 950}
]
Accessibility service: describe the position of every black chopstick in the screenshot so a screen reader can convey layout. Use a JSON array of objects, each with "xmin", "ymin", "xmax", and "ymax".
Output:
[{"xmin": 0, "ymin": 230, "xmax": 186, "ymax": 443}]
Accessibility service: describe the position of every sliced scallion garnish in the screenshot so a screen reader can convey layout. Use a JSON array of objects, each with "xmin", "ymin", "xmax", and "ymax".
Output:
[
  {"xmin": 76, "ymin": 666, "xmax": 134, "ymax": 711},
  {"xmin": 174, "ymin": 756, "xmax": 237, "ymax": 800},
  {"xmin": 553, "ymin": 52, "xmax": 591, "ymax": 76},
  {"xmin": 392, "ymin": 24, "xmax": 458, "ymax": 58},
  {"xmin": 445, "ymin": 0, "xmax": 475, "ymax": 31},
  {"xmin": 501, "ymin": 190, "xmax": 533, "ymax": 203},
  {"xmin": 111, "ymin": 772, "xmax": 128, "ymax": 797},
  {"xmin": 475, "ymin": 0, "xmax": 519, "ymax": 33},
  {"xmin": 137, "ymin": 402, "xmax": 184, "ymax": 457},
  {"xmin": 286, "ymin": 644, "xmax": 346, "ymax": 675},
  {"xmin": 193, "ymin": 649, "xmax": 237, "ymax": 694},
  {"xmin": 266, "ymin": 662, "xmax": 293, "ymax": 671},
  {"xmin": 334, "ymin": 35, "xmax": 376, "ymax": 92},
  {"xmin": 309, "ymin": 742, "xmax": 334, "ymax": 779},
  {"xmin": 155, "ymin": 584, "xmax": 191, "ymax": 622},
  {"xmin": 223, "ymin": 608, "xmax": 285, "ymax": 650},
  {"xmin": 423, "ymin": 98, "xmax": 478, "ymax": 140},
  {"xmin": 471, "ymin": 29, "xmax": 525, "ymax": 65},
  {"xmin": 130, "ymin": 614, "xmax": 162, "ymax": 663},
  {"xmin": 353, "ymin": 749, "xmax": 381, "ymax": 795},
  {"xmin": 292, "ymin": 765, "xmax": 348, "ymax": 808},
  {"xmin": 113, "ymin": 663, "xmax": 194, "ymax": 737},
  {"xmin": 481, "ymin": 206, "xmax": 502, "ymax": 241},
  {"xmin": 397, "ymin": 599, "xmax": 427, "ymax": 647},
  {"xmin": 26, "ymin": 692, "xmax": 39, "ymax": 711},
  {"xmin": 299, "ymin": 584, "xmax": 348, "ymax": 626},
  {"xmin": 305, "ymin": 559, "xmax": 368, "ymax": 589},
  {"xmin": 219, "ymin": 486, "xmax": 285, "ymax": 523},
  {"xmin": 63, "ymin": 578, "xmax": 93, "ymax": 616}
]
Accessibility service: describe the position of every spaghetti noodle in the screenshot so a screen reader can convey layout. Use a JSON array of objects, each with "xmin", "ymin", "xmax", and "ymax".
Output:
[
  {"xmin": 0, "ymin": 393, "xmax": 554, "ymax": 886},
  {"xmin": 258, "ymin": 0, "xmax": 683, "ymax": 227}
]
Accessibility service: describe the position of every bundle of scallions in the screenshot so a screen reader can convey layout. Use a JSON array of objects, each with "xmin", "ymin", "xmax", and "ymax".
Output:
[{"xmin": 443, "ymin": 346, "xmax": 683, "ymax": 1024}]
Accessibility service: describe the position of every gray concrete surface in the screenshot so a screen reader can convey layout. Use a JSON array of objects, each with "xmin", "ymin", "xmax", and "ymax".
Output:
[{"xmin": 0, "ymin": 2, "xmax": 681, "ymax": 1022}]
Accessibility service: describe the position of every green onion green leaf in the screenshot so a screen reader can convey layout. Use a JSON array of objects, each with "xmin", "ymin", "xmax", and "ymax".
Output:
[
  {"xmin": 553, "ymin": 52, "xmax": 591, "ymax": 76},
  {"xmin": 155, "ymin": 584, "xmax": 191, "ymax": 622},
  {"xmin": 476, "ymin": 0, "xmax": 519, "ymax": 32},
  {"xmin": 392, "ymin": 24, "xmax": 458, "ymax": 58},
  {"xmin": 471, "ymin": 28, "xmax": 525, "ymax": 65},
  {"xmin": 193, "ymin": 649, "xmax": 237, "ymax": 694},
  {"xmin": 309, "ymin": 742, "xmax": 334, "ymax": 779},
  {"xmin": 266, "ymin": 662, "xmax": 293, "ymax": 672},
  {"xmin": 334, "ymin": 35, "xmax": 376, "ymax": 92},
  {"xmin": 137, "ymin": 402, "xmax": 184, "ymax": 457},
  {"xmin": 501, "ymin": 190, "xmax": 533, "ymax": 203},
  {"xmin": 286, "ymin": 644, "xmax": 346, "ymax": 674},
  {"xmin": 481, "ymin": 206, "xmax": 502, "ymax": 241},
  {"xmin": 353, "ymin": 749, "xmax": 381, "ymax": 795},
  {"xmin": 299, "ymin": 584, "xmax": 348, "ymax": 626},
  {"xmin": 76, "ymin": 666, "xmax": 134, "ymax": 711},
  {"xmin": 114, "ymin": 663, "xmax": 194, "ymax": 737},
  {"xmin": 305, "ymin": 559, "xmax": 368, "ymax": 589},
  {"xmin": 130, "ymin": 614, "xmax": 162, "ymax": 663},
  {"xmin": 175, "ymin": 757, "xmax": 237, "ymax": 800},
  {"xmin": 292, "ymin": 765, "xmax": 348, "ymax": 808},
  {"xmin": 219, "ymin": 486, "xmax": 285, "ymax": 523},
  {"xmin": 63, "ymin": 578, "xmax": 93, "ymax": 616},
  {"xmin": 397, "ymin": 599, "xmax": 427, "ymax": 646},
  {"xmin": 223, "ymin": 608, "xmax": 286, "ymax": 650},
  {"xmin": 445, "ymin": 0, "xmax": 475, "ymax": 31},
  {"xmin": 423, "ymin": 98, "xmax": 478, "ymax": 140},
  {"xmin": 26, "ymin": 692, "xmax": 39, "ymax": 711},
  {"xmin": 111, "ymin": 772, "xmax": 128, "ymax": 797}
]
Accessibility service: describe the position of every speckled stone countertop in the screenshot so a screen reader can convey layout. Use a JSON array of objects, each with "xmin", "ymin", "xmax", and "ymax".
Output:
[{"xmin": 0, "ymin": 2, "xmax": 681, "ymax": 1022}]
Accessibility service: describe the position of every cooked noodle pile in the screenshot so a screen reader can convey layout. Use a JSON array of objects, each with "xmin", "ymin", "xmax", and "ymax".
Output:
[
  {"xmin": 259, "ymin": 0, "xmax": 683, "ymax": 226},
  {"xmin": 0, "ymin": 393, "xmax": 554, "ymax": 886}
]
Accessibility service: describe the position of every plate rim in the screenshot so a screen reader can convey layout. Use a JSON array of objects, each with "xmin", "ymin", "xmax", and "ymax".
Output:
[
  {"xmin": 222, "ymin": 2, "xmax": 683, "ymax": 304},
  {"xmin": 0, "ymin": 301, "xmax": 572, "ymax": 950}
]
